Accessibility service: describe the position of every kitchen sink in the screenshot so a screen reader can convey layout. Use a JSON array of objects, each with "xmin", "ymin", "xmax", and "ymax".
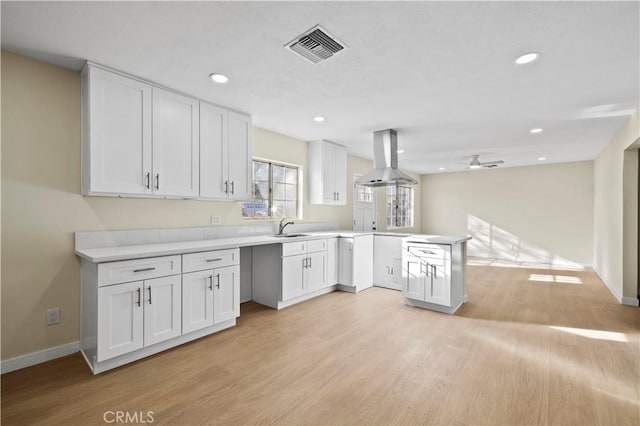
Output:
[{"xmin": 272, "ymin": 233, "xmax": 309, "ymax": 238}]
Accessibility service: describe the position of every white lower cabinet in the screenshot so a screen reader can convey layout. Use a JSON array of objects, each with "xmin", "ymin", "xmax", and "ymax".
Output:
[
  {"xmin": 82, "ymin": 248, "xmax": 240, "ymax": 374},
  {"xmin": 337, "ymin": 235, "xmax": 374, "ymax": 292},
  {"xmin": 251, "ymin": 239, "xmax": 329, "ymax": 309},
  {"xmin": 373, "ymin": 235, "xmax": 403, "ymax": 290},
  {"xmin": 97, "ymin": 274, "xmax": 181, "ymax": 362},
  {"xmin": 402, "ymin": 239, "xmax": 467, "ymax": 314}
]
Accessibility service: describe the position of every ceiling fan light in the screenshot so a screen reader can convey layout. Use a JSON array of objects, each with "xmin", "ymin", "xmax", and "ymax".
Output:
[{"xmin": 469, "ymin": 164, "xmax": 481, "ymax": 169}]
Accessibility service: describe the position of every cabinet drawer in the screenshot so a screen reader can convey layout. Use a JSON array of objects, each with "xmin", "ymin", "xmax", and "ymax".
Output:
[
  {"xmin": 307, "ymin": 239, "xmax": 327, "ymax": 253},
  {"xmin": 282, "ymin": 241, "xmax": 308, "ymax": 257},
  {"xmin": 183, "ymin": 248, "xmax": 239, "ymax": 273},
  {"xmin": 405, "ymin": 243, "xmax": 450, "ymax": 260},
  {"xmin": 98, "ymin": 255, "xmax": 181, "ymax": 287}
]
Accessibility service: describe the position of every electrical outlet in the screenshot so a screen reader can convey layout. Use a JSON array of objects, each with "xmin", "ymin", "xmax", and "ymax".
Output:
[
  {"xmin": 47, "ymin": 308, "xmax": 60, "ymax": 325},
  {"xmin": 210, "ymin": 214, "xmax": 221, "ymax": 225}
]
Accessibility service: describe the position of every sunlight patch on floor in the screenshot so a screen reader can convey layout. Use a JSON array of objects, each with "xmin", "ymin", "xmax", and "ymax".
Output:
[
  {"xmin": 549, "ymin": 326, "xmax": 628, "ymax": 342},
  {"xmin": 529, "ymin": 274, "xmax": 583, "ymax": 284}
]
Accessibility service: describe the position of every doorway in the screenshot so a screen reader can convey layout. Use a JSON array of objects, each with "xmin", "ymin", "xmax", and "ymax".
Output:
[{"xmin": 353, "ymin": 174, "xmax": 377, "ymax": 231}]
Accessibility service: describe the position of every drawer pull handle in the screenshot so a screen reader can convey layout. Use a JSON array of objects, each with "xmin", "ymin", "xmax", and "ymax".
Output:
[
  {"xmin": 216, "ymin": 273, "xmax": 221, "ymax": 289},
  {"xmin": 136, "ymin": 288, "xmax": 141, "ymax": 307},
  {"xmin": 133, "ymin": 267, "xmax": 156, "ymax": 273},
  {"xmin": 420, "ymin": 250, "xmax": 436, "ymax": 254},
  {"xmin": 208, "ymin": 275, "xmax": 213, "ymax": 290},
  {"xmin": 147, "ymin": 286, "xmax": 152, "ymax": 304},
  {"xmin": 206, "ymin": 258, "xmax": 223, "ymax": 263}
]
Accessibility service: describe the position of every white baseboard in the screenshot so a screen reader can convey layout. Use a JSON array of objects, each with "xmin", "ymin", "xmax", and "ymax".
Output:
[
  {"xmin": 593, "ymin": 270, "xmax": 634, "ymax": 305},
  {"xmin": 621, "ymin": 297, "xmax": 640, "ymax": 307},
  {"xmin": 1, "ymin": 341, "xmax": 79, "ymax": 374}
]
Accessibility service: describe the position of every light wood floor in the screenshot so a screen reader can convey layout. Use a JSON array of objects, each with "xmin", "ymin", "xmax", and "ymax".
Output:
[{"xmin": 2, "ymin": 265, "xmax": 639, "ymax": 425}]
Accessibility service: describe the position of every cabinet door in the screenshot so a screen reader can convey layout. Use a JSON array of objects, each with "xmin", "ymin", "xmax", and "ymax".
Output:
[
  {"xmin": 425, "ymin": 262, "xmax": 451, "ymax": 306},
  {"xmin": 87, "ymin": 66, "xmax": 152, "ymax": 195},
  {"xmin": 339, "ymin": 239, "xmax": 354, "ymax": 286},
  {"xmin": 404, "ymin": 258, "xmax": 426, "ymax": 301},
  {"xmin": 227, "ymin": 112, "xmax": 252, "ymax": 201},
  {"xmin": 200, "ymin": 102, "xmax": 229, "ymax": 199},
  {"xmin": 152, "ymin": 88, "xmax": 200, "ymax": 197},
  {"xmin": 327, "ymin": 238, "xmax": 338, "ymax": 285},
  {"xmin": 322, "ymin": 143, "xmax": 336, "ymax": 203},
  {"xmin": 282, "ymin": 255, "xmax": 306, "ymax": 301},
  {"xmin": 333, "ymin": 144, "xmax": 347, "ymax": 205},
  {"xmin": 213, "ymin": 265, "xmax": 240, "ymax": 324},
  {"xmin": 182, "ymin": 270, "xmax": 215, "ymax": 334},
  {"xmin": 97, "ymin": 281, "xmax": 144, "ymax": 362},
  {"xmin": 306, "ymin": 251, "xmax": 327, "ymax": 292},
  {"xmin": 144, "ymin": 275, "xmax": 182, "ymax": 346},
  {"xmin": 373, "ymin": 236, "xmax": 394, "ymax": 287}
]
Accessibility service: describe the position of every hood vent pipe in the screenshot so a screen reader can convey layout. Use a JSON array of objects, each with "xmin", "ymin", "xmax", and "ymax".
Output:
[{"xmin": 356, "ymin": 129, "xmax": 418, "ymax": 187}]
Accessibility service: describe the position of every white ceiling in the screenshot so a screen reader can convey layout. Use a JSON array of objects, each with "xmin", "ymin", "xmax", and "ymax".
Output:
[{"xmin": 2, "ymin": 1, "xmax": 638, "ymax": 174}]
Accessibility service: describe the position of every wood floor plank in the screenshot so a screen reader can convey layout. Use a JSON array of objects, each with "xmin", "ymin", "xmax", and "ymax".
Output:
[{"xmin": 2, "ymin": 264, "xmax": 639, "ymax": 425}]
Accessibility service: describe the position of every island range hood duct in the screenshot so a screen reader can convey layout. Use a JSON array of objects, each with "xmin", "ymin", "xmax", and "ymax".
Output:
[{"xmin": 356, "ymin": 129, "xmax": 418, "ymax": 187}]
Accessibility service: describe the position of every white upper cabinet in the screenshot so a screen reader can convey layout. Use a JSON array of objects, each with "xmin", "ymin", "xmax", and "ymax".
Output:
[
  {"xmin": 82, "ymin": 66, "xmax": 152, "ymax": 195},
  {"xmin": 82, "ymin": 63, "xmax": 251, "ymax": 200},
  {"xmin": 200, "ymin": 103, "xmax": 252, "ymax": 200},
  {"xmin": 308, "ymin": 140, "xmax": 347, "ymax": 205},
  {"xmin": 152, "ymin": 88, "xmax": 199, "ymax": 197}
]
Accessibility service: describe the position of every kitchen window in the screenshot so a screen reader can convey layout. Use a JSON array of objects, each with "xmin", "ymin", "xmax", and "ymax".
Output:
[
  {"xmin": 242, "ymin": 159, "xmax": 300, "ymax": 219},
  {"xmin": 386, "ymin": 184, "xmax": 414, "ymax": 228}
]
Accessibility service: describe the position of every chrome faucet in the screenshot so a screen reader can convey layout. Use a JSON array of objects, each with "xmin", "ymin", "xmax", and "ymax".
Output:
[{"xmin": 278, "ymin": 217, "xmax": 294, "ymax": 235}]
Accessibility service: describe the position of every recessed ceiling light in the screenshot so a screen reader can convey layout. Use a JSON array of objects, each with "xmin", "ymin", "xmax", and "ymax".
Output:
[
  {"xmin": 439, "ymin": 167, "xmax": 445, "ymax": 171},
  {"xmin": 209, "ymin": 73, "xmax": 228, "ymax": 84},
  {"xmin": 397, "ymin": 150, "xmax": 404, "ymax": 154},
  {"xmin": 515, "ymin": 52, "xmax": 540, "ymax": 65},
  {"xmin": 538, "ymin": 157, "xmax": 547, "ymax": 161},
  {"xmin": 530, "ymin": 128, "xmax": 543, "ymax": 134},
  {"xmin": 313, "ymin": 116, "xmax": 325, "ymax": 122}
]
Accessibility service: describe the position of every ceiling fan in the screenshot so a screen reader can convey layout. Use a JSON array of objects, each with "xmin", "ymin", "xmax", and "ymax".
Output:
[{"xmin": 466, "ymin": 154, "xmax": 504, "ymax": 169}]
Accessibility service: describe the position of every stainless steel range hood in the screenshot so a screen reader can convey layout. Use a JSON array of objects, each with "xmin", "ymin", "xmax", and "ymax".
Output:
[{"xmin": 356, "ymin": 129, "xmax": 418, "ymax": 187}]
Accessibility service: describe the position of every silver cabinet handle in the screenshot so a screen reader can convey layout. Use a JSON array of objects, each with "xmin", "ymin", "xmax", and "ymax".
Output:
[
  {"xmin": 208, "ymin": 275, "xmax": 213, "ymax": 290},
  {"xmin": 424, "ymin": 262, "xmax": 430, "ymax": 277},
  {"xmin": 215, "ymin": 273, "xmax": 221, "ymax": 289},
  {"xmin": 155, "ymin": 173, "xmax": 160, "ymax": 190},
  {"xmin": 432, "ymin": 265, "xmax": 436, "ymax": 278},
  {"xmin": 145, "ymin": 172, "xmax": 150, "ymax": 189},
  {"xmin": 231, "ymin": 181, "xmax": 235, "ymax": 195},
  {"xmin": 303, "ymin": 257, "xmax": 307, "ymax": 269},
  {"xmin": 147, "ymin": 286, "xmax": 152, "ymax": 304},
  {"xmin": 206, "ymin": 258, "xmax": 223, "ymax": 263},
  {"xmin": 133, "ymin": 267, "xmax": 156, "ymax": 273},
  {"xmin": 224, "ymin": 180, "xmax": 229, "ymax": 194},
  {"xmin": 308, "ymin": 256, "xmax": 312, "ymax": 269},
  {"xmin": 391, "ymin": 267, "xmax": 394, "ymax": 275},
  {"xmin": 136, "ymin": 288, "xmax": 141, "ymax": 307},
  {"xmin": 420, "ymin": 250, "xmax": 436, "ymax": 255}
]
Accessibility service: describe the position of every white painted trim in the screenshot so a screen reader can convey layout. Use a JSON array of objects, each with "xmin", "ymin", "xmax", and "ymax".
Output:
[
  {"xmin": 594, "ymin": 270, "xmax": 623, "ymax": 303},
  {"xmin": 1, "ymin": 341, "xmax": 79, "ymax": 374},
  {"xmin": 621, "ymin": 297, "xmax": 640, "ymax": 307}
]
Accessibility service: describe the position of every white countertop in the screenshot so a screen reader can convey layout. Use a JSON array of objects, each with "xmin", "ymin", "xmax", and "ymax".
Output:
[{"xmin": 75, "ymin": 231, "xmax": 470, "ymax": 263}]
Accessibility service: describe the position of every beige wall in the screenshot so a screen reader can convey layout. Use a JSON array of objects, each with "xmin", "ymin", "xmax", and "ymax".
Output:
[
  {"xmin": 593, "ymin": 110, "xmax": 639, "ymax": 301},
  {"xmin": 421, "ymin": 161, "xmax": 594, "ymax": 267},
  {"xmin": 1, "ymin": 51, "xmax": 420, "ymax": 360}
]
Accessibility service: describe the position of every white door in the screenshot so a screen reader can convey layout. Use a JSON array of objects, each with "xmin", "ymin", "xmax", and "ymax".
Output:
[
  {"xmin": 97, "ymin": 281, "xmax": 144, "ymax": 361},
  {"xmin": 339, "ymin": 239, "xmax": 354, "ymax": 286},
  {"xmin": 425, "ymin": 261, "xmax": 451, "ymax": 307},
  {"xmin": 182, "ymin": 270, "xmax": 215, "ymax": 334},
  {"xmin": 322, "ymin": 143, "xmax": 336, "ymax": 204},
  {"xmin": 306, "ymin": 251, "xmax": 327, "ymax": 292},
  {"xmin": 88, "ymin": 66, "xmax": 152, "ymax": 195},
  {"xmin": 228, "ymin": 112, "xmax": 252, "ymax": 201},
  {"xmin": 200, "ymin": 102, "xmax": 229, "ymax": 199},
  {"xmin": 213, "ymin": 265, "xmax": 240, "ymax": 324},
  {"xmin": 152, "ymin": 87, "xmax": 199, "ymax": 197},
  {"xmin": 353, "ymin": 174, "xmax": 376, "ymax": 231},
  {"xmin": 404, "ymin": 258, "xmax": 426, "ymax": 301},
  {"xmin": 282, "ymin": 255, "xmax": 306, "ymax": 300},
  {"xmin": 143, "ymin": 275, "xmax": 182, "ymax": 346},
  {"xmin": 334, "ymin": 144, "xmax": 347, "ymax": 204}
]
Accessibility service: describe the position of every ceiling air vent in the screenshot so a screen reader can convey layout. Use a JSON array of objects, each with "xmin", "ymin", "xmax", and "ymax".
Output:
[{"xmin": 285, "ymin": 25, "xmax": 346, "ymax": 64}]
